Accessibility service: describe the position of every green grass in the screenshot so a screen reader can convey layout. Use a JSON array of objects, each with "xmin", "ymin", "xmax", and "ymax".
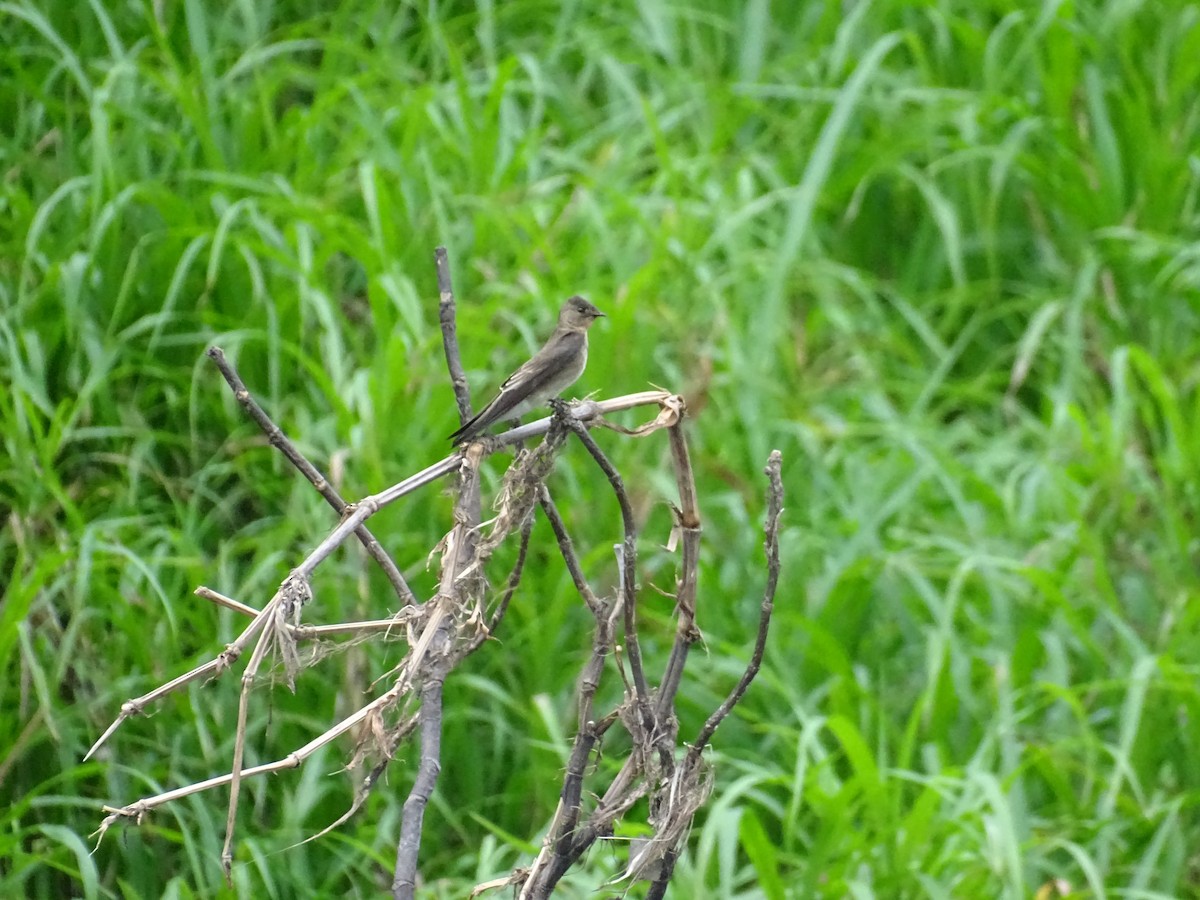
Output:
[{"xmin": 3, "ymin": 0, "xmax": 1200, "ymax": 896}]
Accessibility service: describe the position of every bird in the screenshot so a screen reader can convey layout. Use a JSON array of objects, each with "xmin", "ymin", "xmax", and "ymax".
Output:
[{"xmin": 450, "ymin": 295, "xmax": 605, "ymax": 444}]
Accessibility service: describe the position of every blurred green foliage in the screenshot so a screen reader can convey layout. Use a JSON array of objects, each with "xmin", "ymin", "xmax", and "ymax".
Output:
[{"xmin": 2, "ymin": 0, "xmax": 1199, "ymax": 897}]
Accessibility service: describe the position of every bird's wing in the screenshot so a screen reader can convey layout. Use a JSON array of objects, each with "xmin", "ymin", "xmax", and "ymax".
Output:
[{"xmin": 450, "ymin": 332, "xmax": 585, "ymax": 442}]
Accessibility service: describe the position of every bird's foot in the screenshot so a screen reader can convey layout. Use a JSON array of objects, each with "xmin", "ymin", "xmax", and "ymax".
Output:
[{"xmin": 547, "ymin": 396, "xmax": 582, "ymax": 438}]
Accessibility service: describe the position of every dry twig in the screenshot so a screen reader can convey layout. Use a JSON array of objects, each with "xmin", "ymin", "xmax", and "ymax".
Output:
[
  {"xmin": 206, "ymin": 346, "xmax": 416, "ymax": 607},
  {"xmin": 435, "ymin": 245, "xmax": 472, "ymax": 424}
]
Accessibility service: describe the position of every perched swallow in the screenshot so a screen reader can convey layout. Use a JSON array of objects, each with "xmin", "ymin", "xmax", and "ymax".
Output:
[{"xmin": 450, "ymin": 296, "xmax": 605, "ymax": 444}]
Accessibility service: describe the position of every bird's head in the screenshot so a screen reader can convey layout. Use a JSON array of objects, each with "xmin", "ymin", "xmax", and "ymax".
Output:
[{"xmin": 558, "ymin": 295, "xmax": 605, "ymax": 332}]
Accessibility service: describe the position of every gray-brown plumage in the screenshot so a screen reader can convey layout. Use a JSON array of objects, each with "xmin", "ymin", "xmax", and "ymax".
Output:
[{"xmin": 450, "ymin": 296, "xmax": 605, "ymax": 444}]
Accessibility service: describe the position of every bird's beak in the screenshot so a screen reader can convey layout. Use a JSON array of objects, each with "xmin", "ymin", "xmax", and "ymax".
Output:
[{"xmin": 594, "ymin": 310, "xmax": 606, "ymax": 318}]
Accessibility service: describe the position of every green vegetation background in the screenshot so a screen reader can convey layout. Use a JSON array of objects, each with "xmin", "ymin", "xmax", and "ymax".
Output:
[{"xmin": 3, "ymin": 1, "xmax": 1199, "ymax": 897}]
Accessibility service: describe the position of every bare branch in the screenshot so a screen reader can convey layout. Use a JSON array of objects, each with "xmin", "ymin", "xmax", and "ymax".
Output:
[
  {"xmin": 222, "ymin": 578, "xmax": 305, "ymax": 879},
  {"xmin": 485, "ymin": 511, "xmax": 534, "ymax": 637},
  {"xmin": 492, "ymin": 392, "xmax": 679, "ymax": 448},
  {"xmin": 557, "ymin": 408, "xmax": 656, "ymax": 753},
  {"xmin": 287, "ymin": 713, "xmax": 420, "ymax": 849},
  {"xmin": 93, "ymin": 687, "xmax": 421, "ymax": 844},
  {"xmin": 392, "ymin": 676, "xmax": 445, "ymax": 900},
  {"xmin": 435, "ymin": 246, "xmax": 473, "ymax": 424},
  {"xmin": 537, "ymin": 485, "xmax": 602, "ymax": 614},
  {"xmin": 205, "ymin": 346, "xmax": 416, "ymax": 606},
  {"xmin": 534, "ymin": 486, "xmax": 614, "ymax": 869},
  {"xmin": 688, "ymin": 449, "xmax": 783, "ymax": 756},
  {"xmin": 195, "ymin": 585, "xmax": 417, "ymax": 640},
  {"xmin": 654, "ymin": 422, "xmax": 704, "ymax": 719},
  {"xmin": 194, "ymin": 585, "xmax": 260, "ymax": 617},
  {"xmin": 437, "ymin": 249, "xmax": 484, "ymax": 569}
]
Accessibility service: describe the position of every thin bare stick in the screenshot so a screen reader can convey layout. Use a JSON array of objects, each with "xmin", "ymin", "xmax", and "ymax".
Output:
[
  {"xmin": 84, "ymin": 443, "xmax": 472, "ymax": 761},
  {"xmin": 537, "ymin": 551, "xmax": 614, "ymax": 887},
  {"xmin": 537, "ymin": 485, "xmax": 602, "ymax": 614},
  {"xmin": 435, "ymin": 246, "xmax": 473, "ymax": 423},
  {"xmin": 557, "ymin": 409, "xmax": 655, "ymax": 746},
  {"xmin": 294, "ymin": 713, "xmax": 420, "ymax": 848},
  {"xmin": 687, "ymin": 449, "xmax": 783, "ymax": 758},
  {"xmin": 194, "ymin": 586, "xmax": 260, "ymax": 617},
  {"xmin": 487, "ymin": 512, "xmax": 534, "ymax": 636},
  {"xmin": 93, "ymin": 678, "xmax": 423, "ymax": 843},
  {"xmin": 194, "ymin": 586, "xmax": 417, "ymax": 639},
  {"xmin": 222, "ymin": 576, "xmax": 308, "ymax": 879},
  {"xmin": 654, "ymin": 423, "xmax": 703, "ymax": 719},
  {"xmin": 541, "ymin": 485, "xmax": 612, "ymax": 816},
  {"xmin": 492, "ymin": 392, "xmax": 679, "ymax": 449},
  {"xmin": 641, "ymin": 454, "xmax": 784, "ymax": 893},
  {"xmin": 436, "ymin": 248, "xmax": 483, "ymax": 554},
  {"xmin": 519, "ymin": 420, "xmax": 664, "ymax": 899},
  {"xmin": 84, "ymin": 475, "xmax": 429, "ymax": 763},
  {"xmin": 83, "ymin": 582, "xmax": 282, "ymax": 762},
  {"xmin": 205, "ymin": 346, "xmax": 416, "ymax": 606},
  {"xmin": 520, "ymin": 753, "xmax": 650, "ymax": 899}
]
